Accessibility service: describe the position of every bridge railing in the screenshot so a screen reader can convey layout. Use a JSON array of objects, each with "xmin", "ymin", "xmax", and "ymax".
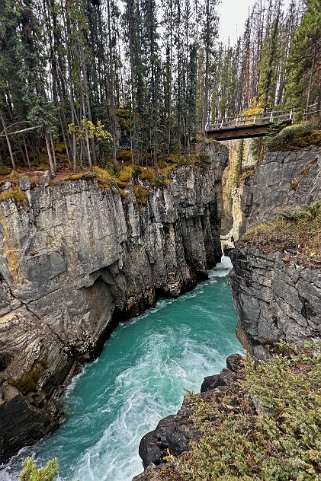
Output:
[{"xmin": 206, "ymin": 107, "xmax": 300, "ymax": 132}]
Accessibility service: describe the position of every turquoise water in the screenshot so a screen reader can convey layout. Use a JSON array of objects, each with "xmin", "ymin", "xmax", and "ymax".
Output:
[{"xmin": 0, "ymin": 259, "xmax": 241, "ymax": 481}]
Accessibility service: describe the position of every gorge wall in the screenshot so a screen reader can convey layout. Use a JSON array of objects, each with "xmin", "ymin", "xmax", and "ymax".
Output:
[
  {"xmin": 134, "ymin": 143, "xmax": 321, "ymax": 480},
  {"xmin": 0, "ymin": 145, "xmax": 228, "ymax": 463},
  {"xmin": 228, "ymin": 147, "xmax": 321, "ymax": 356}
]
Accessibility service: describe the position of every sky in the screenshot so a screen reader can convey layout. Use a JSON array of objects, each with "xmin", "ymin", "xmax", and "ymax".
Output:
[
  {"xmin": 218, "ymin": 0, "xmax": 257, "ymax": 44},
  {"xmin": 218, "ymin": 0, "xmax": 291, "ymax": 45}
]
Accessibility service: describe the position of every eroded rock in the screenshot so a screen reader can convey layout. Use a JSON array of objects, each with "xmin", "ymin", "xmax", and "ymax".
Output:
[{"xmin": 0, "ymin": 154, "xmax": 227, "ymax": 463}]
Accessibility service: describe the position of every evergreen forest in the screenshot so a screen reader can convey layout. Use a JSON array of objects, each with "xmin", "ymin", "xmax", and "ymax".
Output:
[{"xmin": 0, "ymin": 0, "xmax": 320, "ymax": 173}]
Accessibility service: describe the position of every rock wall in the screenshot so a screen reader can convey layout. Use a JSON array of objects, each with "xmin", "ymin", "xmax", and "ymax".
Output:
[
  {"xmin": 247, "ymin": 148, "xmax": 321, "ymax": 224},
  {"xmin": 228, "ymin": 248, "xmax": 321, "ymax": 358},
  {"xmin": 0, "ymin": 148, "xmax": 227, "ymax": 463},
  {"xmin": 134, "ymin": 145, "xmax": 321, "ymax": 481},
  {"xmin": 227, "ymin": 146, "xmax": 321, "ymax": 355}
]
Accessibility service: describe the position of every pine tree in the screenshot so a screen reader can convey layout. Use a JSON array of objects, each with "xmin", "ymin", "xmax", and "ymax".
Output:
[{"xmin": 286, "ymin": 0, "xmax": 321, "ymax": 120}]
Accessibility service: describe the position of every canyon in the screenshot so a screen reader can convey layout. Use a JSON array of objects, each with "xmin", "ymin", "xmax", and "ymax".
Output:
[
  {"xmin": 134, "ymin": 142, "xmax": 321, "ymax": 480},
  {"xmin": 0, "ymin": 139, "xmax": 320, "ymax": 475},
  {"xmin": 0, "ymin": 145, "xmax": 227, "ymax": 463}
]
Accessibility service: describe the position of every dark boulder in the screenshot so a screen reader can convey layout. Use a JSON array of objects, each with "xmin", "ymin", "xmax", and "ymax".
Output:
[
  {"xmin": 226, "ymin": 353, "xmax": 243, "ymax": 372},
  {"xmin": 139, "ymin": 408, "xmax": 200, "ymax": 469},
  {"xmin": 201, "ymin": 368, "xmax": 237, "ymax": 393}
]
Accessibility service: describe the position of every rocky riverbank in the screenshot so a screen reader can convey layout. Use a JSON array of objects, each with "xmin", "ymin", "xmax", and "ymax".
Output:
[
  {"xmin": 136, "ymin": 353, "xmax": 242, "ymax": 474},
  {"xmin": 134, "ymin": 144, "xmax": 321, "ymax": 480},
  {"xmin": 0, "ymin": 146, "xmax": 228, "ymax": 463}
]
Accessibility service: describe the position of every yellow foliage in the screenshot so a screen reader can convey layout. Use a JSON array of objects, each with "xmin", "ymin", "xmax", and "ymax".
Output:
[
  {"xmin": 139, "ymin": 167, "xmax": 157, "ymax": 183},
  {"xmin": 65, "ymin": 171, "xmax": 97, "ymax": 182},
  {"xmin": 93, "ymin": 166, "xmax": 115, "ymax": 187},
  {"xmin": 0, "ymin": 186, "xmax": 28, "ymax": 206},
  {"xmin": 117, "ymin": 166, "xmax": 135, "ymax": 188},
  {"xmin": 134, "ymin": 185, "xmax": 150, "ymax": 205},
  {"xmin": 68, "ymin": 119, "xmax": 113, "ymax": 143}
]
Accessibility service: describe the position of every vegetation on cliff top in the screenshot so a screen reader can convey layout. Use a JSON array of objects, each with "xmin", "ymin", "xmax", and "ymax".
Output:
[
  {"xmin": 161, "ymin": 342, "xmax": 321, "ymax": 481},
  {"xmin": 0, "ymin": 150, "xmax": 213, "ymax": 207},
  {"xmin": 240, "ymin": 200, "xmax": 321, "ymax": 268},
  {"xmin": 266, "ymin": 123, "xmax": 321, "ymax": 151}
]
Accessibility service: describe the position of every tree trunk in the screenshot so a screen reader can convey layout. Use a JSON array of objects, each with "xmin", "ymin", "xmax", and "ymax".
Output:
[
  {"xmin": 23, "ymin": 138, "xmax": 31, "ymax": 169},
  {"xmin": 1, "ymin": 114, "xmax": 16, "ymax": 170},
  {"xmin": 45, "ymin": 133, "xmax": 55, "ymax": 175}
]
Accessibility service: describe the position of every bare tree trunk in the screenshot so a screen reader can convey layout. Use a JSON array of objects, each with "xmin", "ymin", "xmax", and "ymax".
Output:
[
  {"xmin": 23, "ymin": 138, "xmax": 31, "ymax": 169},
  {"xmin": 1, "ymin": 114, "xmax": 16, "ymax": 170},
  {"xmin": 50, "ymin": 132, "xmax": 57, "ymax": 171},
  {"xmin": 45, "ymin": 133, "xmax": 55, "ymax": 175},
  {"xmin": 106, "ymin": 0, "xmax": 118, "ymax": 170}
]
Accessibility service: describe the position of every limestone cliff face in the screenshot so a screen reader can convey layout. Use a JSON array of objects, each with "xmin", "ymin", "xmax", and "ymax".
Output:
[
  {"xmin": 229, "ymin": 248, "xmax": 321, "ymax": 358},
  {"xmin": 0, "ymin": 148, "xmax": 227, "ymax": 463},
  {"xmin": 227, "ymin": 147, "xmax": 321, "ymax": 356},
  {"xmin": 247, "ymin": 149, "xmax": 321, "ymax": 223},
  {"xmin": 134, "ymin": 145, "xmax": 321, "ymax": 481}
]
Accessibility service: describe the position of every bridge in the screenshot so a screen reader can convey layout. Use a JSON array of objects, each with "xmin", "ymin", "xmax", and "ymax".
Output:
[{"xmin": 205, "ymin": 108, "xmax": 297, "ymax": 141}]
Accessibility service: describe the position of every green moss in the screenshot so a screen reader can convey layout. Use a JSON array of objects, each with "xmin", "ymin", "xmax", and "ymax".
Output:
[
  {"xmin": 267, "ymin": 122, "xmax": 321, "ymax": 151},
  {"xmin": 165, "ymin": 342, "xmax": 321, "ymax": 481},
  {"xmin": 65, "ymin": 171, "xmax": 97, "ymax": 182},
  {"xmin": 134, "ymin": 185, "xmax": 150, "ymax": 205},
  {"xmin": 0, "ymin": 186, "xmax": 28, "ymax": 206}
]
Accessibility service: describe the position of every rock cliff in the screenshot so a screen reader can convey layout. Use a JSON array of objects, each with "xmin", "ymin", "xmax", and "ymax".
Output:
[
  {"xmin": 0, "ymin": 146, "xmax": 227, "ymax": 463},
  {"xmin": 135, "ymin": 144, "xmax": 321, "ymax": 480},
  {"xmin": 227, "ymin": 146, "xmax": 321, "ymax": 355}
]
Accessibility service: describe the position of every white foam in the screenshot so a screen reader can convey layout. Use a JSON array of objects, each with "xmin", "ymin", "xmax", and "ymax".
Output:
[{"xmin": 0, "ymin": 258, "xmax": 239, "ymax": 481}]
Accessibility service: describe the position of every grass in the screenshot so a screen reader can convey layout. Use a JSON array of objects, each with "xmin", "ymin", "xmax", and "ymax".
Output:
[
  {"xmin": 160, "ymin": 342, "xmax": 321, "ymax": 481},
  {"xmin": 65, "ymin": 171, "xmax": 97, "ymax": 182},
  {"xmin": 240, "ymin": 200, "xmax": 321, "ymax": 268}
]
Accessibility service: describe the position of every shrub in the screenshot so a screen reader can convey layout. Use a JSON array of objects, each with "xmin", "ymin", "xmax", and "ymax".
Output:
[
  {"xmin": 117, "ymin": 149, "xmax": 133, "ymax": 163},
  {"xmin": 19, "ymin": 457, "xmax": 58, "ymax": 481},
  {"xmin": 134, "ymin": 185, "xmax": 150, "ymax": 205},
  {"xmin": 266, "ymin": 122, "xmax": 321, "ymax": 150},
  {"xmin": 139, "ymin": 167, "xmax": 157, "ymax": 184},
  {"xmin": 168, "ymin": 342, "xmax": 321, "ymax": 481},
  {"xmin": 0, "ymin": 186, "xmax": 28, "ymax": 206},
  {"xmin": 117, "ymin": 165, "xmax": 135, "ymax": 188},
  {"xmin": 93, "ymin": 166, "xmax": 115, "ymax": 187}
]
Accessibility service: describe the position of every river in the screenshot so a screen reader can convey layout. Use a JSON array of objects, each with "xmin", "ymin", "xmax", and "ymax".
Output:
[{"xmin": 0, "ymin": 257, "xmax": 241, "ymax": 481}]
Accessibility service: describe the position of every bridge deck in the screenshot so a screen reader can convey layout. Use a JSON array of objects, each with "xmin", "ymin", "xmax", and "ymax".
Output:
[{"xmin": 206, "ymin": 108, "xmax": 295, "ymax": 141}]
